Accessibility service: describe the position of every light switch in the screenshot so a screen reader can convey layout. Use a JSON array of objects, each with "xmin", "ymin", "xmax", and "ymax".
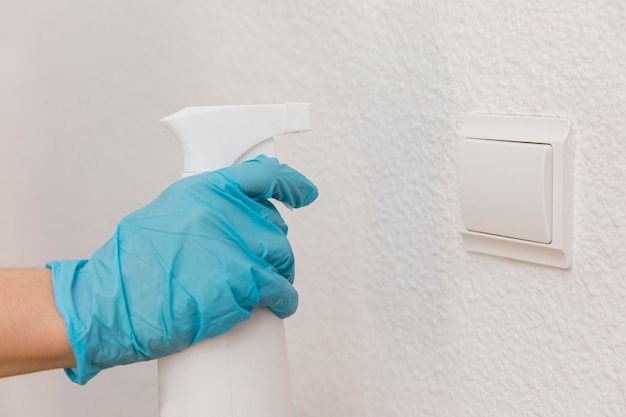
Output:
[
  {"xmin": 458, "ymin": 139, "xmax": 553, "ymax": 243},
  {"xmin": 457, "ymin": 114, "xmax": 574, "ymax": 269}
]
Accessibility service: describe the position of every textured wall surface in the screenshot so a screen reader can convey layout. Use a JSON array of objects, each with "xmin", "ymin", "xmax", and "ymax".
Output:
[{"xmin": 1, "ymin": 0, "xmax": 626, "ymax": 416}]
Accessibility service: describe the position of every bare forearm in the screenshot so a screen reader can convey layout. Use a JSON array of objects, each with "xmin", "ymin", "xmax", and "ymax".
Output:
[{"xmin": 0, "ymin": 268, "xmax": 75, "ymax": 378}]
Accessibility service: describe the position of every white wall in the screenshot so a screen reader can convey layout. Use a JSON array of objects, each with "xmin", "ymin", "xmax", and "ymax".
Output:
[{"xmin": 1, "ymin": 0, "xmax": 626, "ymax": 416}]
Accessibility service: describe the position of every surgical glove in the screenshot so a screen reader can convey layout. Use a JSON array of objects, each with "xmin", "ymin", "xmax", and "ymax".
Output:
[{"xmin": 47, "ymin": 156, "xmax": 318, "ymax": 384}]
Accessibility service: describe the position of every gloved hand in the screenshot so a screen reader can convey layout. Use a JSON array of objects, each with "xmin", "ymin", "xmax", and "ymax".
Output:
[{"xmin": 47, "ymin": 156, "xmax": 318, "ymax": 384}]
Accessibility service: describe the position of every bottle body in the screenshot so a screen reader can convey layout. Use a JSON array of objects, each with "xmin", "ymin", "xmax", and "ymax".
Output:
[
  {"xmin": 158, "ymin": 309, "xmax": 294, "ymax": 417},
  {"xmin": 157, "ymin": 137, "xmax": 294, "ymax": 417}
]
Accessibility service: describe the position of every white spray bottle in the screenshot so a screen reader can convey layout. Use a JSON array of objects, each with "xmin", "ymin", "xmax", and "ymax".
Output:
[{"xmin": 158, "ymin": 102, "xmax": 311, "ymax": 417}]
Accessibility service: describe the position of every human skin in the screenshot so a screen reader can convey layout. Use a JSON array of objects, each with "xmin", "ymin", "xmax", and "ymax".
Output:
[{"xmin": 0, "ymin": 268, "xmax": 75, "ymax": 378}]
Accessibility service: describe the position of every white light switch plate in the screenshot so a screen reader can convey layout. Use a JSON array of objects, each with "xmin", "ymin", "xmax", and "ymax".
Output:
[{"xmin": 457, "ymin": 114, "xmax": 574, "ymax": 269}]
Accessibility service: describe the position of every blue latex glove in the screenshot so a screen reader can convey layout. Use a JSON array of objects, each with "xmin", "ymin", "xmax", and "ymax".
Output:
[{"xmin": 47, "ymin": 156, "xmax": 318, "ymax": 384}]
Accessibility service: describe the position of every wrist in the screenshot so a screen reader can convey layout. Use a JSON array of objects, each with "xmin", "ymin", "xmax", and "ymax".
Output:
[{"xmin": 0, "ymin": 268, "xmax": 76, "ymax": 378}]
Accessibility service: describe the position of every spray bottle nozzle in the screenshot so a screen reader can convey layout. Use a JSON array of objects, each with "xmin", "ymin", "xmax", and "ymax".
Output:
[{"xmin": 161, "ymin": 102, "xmax": 311, "ymax": 173}]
